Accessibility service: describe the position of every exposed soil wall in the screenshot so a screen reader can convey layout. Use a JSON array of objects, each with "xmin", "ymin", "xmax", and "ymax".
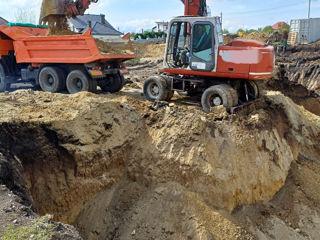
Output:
[{"xmin": 0, "ymin": 89, "xmax": 319, "ymax": 240}]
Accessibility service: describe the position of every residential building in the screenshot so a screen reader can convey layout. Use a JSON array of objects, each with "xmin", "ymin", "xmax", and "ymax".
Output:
[
  {"xmin": 68, "ymin": 14, "xmax": 122, "ymax": 39},
  {"xmin": 0, "ymin": 17, "xmax": 8, "ymax": 26}
]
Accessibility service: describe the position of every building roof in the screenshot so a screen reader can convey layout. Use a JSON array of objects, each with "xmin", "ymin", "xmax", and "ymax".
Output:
[
  {"xmin": 0, "ymin": 17, "xmax": 8, "ymax": 26},
  {"xmin": 272, "ymin": 22, "xmax": 287, "ymax": 30},
  {"xmin": 69, "ymin": 14, "xmax": 122, "ymax": 36}
]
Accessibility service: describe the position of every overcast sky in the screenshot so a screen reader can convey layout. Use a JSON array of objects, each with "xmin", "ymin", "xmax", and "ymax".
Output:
[{"xmin": 0, "ymin": 0, "xmax": 319, "ymax": 33}]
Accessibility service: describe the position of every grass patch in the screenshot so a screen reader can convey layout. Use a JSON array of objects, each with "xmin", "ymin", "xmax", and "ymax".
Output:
[
  {"xmin": 128, "ymin": 57, "xmax": 141, "ymax": 63},
  {"xmin": 0, "ymin": 215, "xmax": 56, "ymax": 240}
]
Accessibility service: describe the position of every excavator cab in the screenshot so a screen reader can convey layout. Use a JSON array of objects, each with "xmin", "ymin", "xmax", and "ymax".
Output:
[{"xmin": 165, "ymin": 16, "xmax": 223, "ymax": 72}]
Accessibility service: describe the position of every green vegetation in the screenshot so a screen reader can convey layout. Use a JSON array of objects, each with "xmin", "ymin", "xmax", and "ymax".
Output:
[
  {"xmin": 128, "ymin": 56, "xmax": 142, "ymax": 63},
  {"xmin": 131, "ymin": 31, "xmax": 165, "ymax": 40},
  {"xmin": 234, "ymin": 22, "xmax": 290, "ymax": 36},
  {"xmin": 0, "ymin": 216, "xmax": 56, "ymax": 240}
]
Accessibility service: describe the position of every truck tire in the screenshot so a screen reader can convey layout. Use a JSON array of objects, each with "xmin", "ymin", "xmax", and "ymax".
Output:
[
  {"xmin": 99, "ymin": 74, "xmax": 123, "ymax": 93},
  {"xmin": 144, "ymin": 76, "xmax": 169, "ymax": 101},
  {"xmin": 66, "ymin": 70, "xmax": 94, "ymax": 94},
  {"xmin": 55, "ymin": 67, "xmax": 67, "ymax": 91},
  {"xmin": 39, "ymin": 67, "xmax": 64, "ymax": 93},
  {"xmin": 0, "ymin": 63, "xmax": 9, "ymax": 92},
  {"xmin": 201, "ymin": 85, "xmax": 234, "ymax": 113}
]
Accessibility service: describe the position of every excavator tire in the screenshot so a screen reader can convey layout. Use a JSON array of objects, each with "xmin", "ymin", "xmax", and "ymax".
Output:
[
  {"xmin": 144, "ymin": 76, "xmax": 169, "ymax": 101},
  {"xmin": 218, "ymin": 84, "xmax": 239, "ymax": 107},
  {"xmin": 39, "ymin": 67, "xmax": 64, "ymax": 93},
  {"xmin": 201, "ymin": 84, "xmax": 234, "ymax": 113},
  {"xmin": 100, "ymin": 74, "xmax": 123, "ymax": 93},
  {"xmin": 66, "ymin": 70, "xmax": 92, "ymax": 94}
]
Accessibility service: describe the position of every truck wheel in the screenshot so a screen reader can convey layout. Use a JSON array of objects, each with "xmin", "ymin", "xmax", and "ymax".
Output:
[
  {"xmin": 55, "ymin": 67, "xmax": 67, "ymax": 91},
  {"xmin": 201, "ymin": 85, "xmax": 234, "ymax": 113},
  {"xmin": 143, "ymin": 76, "xmax": 168, "ymax": 101},
  {"xmin": 100, "ymin": 74, "xmax": 123, "ymax": 93},
  {"xmin": 39, "ymin": 67, "xmax": 64, "ymax": 93},
  {"xmin": 66, "ymin": 70, "xmax": 93, "ymax": 94},
  {"xmin": 0, "ymin": 63, "xmax": 8, "ymax": 92}
]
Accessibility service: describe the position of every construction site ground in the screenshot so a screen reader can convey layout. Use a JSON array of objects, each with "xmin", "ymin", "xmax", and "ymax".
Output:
[{"xmin": 0, "ymin": 41, "xmax": 319, "ymax": 240}]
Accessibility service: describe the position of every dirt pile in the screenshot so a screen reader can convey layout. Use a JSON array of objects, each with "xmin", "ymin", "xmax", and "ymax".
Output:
[
  {"xmin": 0, "ymin": 88, "xmax": 319, "ymax": 239},
  {"xmin": 275, "ymin": 44, "xmax": 320, "ymax": 95},
  {"xmin": 240, "ymin": 32, "xmax": 269, "ymax": 42},
  {"xmin": 95, "ymin": 39, "xmax": 136, "ymax": 55}
]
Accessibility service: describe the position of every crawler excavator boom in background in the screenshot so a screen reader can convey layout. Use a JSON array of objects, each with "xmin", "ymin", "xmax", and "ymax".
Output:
[{"xmin": 36, "ymin": 0, "xmax": 274, "ymax": 113}]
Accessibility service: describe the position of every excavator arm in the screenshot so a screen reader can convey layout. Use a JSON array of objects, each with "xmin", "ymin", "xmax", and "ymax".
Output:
[
  {"xmin": 40, "ymin": 0, "xmax": 97, "ymax": 24},
  {"xmin": 40, "ymin": 0, "xmax": 207, "ymax": 25},
  {"xmin": 181, "ymin": 0, "xmax": 207, "ymax": 16}
]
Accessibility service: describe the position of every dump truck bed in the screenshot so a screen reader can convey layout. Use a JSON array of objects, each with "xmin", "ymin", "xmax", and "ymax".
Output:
[{"xmin": 0, "ymin": 26, "xmax": 136, "ymax": 64}]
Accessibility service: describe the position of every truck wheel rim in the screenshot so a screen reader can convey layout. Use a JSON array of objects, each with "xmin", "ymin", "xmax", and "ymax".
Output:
[
  {"xmin": 76, "ymin": 79, "xmax": 83, "ymax": 89},
  {"xmin": 147, "ymin": 82, "xmax": 160, "ymax": 98},
  {"xmin": 210, "ymin": 95, "xmax": 222, "ymax": 106}
]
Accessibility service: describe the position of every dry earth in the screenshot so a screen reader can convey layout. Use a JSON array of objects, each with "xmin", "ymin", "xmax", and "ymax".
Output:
[
  {"xmin": 0, "ymin": 86, "xmax": 319, "ymax": 240},
  {"xmin": 0, "ymin": 41, "xmax": 320, "ymax": 240}
]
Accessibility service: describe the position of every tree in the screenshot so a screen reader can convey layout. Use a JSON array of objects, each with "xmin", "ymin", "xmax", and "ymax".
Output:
[
  {"xmin": 237, "ymin": 29, "xmax": 245, "ymax": 37},
  {"xmin": 14, "ymin": 9, "xmax": 36, "ymax": 24},
  {"xmin": 245, "ymin": 29, "xmax": 257, "ymax": 34},
  {"xmin": 263, "ymin": 26, "xmax": 274, "ymax": 34},
  {"xmin": 222, "ymin": 29, "xmax": 229, "ymax": 34}
]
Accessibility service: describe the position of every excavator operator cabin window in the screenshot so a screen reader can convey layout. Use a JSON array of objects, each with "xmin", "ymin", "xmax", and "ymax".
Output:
[
  {"xmin": 166, "ymin": 22, "xmax": 191, "ymax": 67},
  {"xmin": 192, "ymin": 24, "xmax": 213, "ymax": 62}
]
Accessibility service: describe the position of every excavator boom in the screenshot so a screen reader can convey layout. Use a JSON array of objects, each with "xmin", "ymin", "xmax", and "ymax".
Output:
[
  {"xmin": 181, "ymin": 0, "xmax": 207, "ymax": 16},
  {"xmin": 40, "ymin": 0, "xmax": 207, "ymax": 25}
]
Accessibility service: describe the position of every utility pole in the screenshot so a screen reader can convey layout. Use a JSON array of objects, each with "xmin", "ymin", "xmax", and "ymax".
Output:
[{"xmin": 308, "ymin": 0, "xmax": 311, "ymax": 18}]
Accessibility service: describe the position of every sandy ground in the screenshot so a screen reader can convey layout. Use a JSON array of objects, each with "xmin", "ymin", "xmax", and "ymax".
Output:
[{"xmin": 0, "ymin": 41, "xmax": 319, "ymax": 240}]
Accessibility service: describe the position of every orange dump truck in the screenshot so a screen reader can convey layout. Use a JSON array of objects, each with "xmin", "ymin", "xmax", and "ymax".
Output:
[{"xmin": 0, "ymin": 25, "xmax": 136, "ymax": 93}]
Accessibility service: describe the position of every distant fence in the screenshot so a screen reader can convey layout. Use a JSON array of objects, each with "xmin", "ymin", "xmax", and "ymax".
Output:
[{"xmin": 133, "ymin": 37, "xmax": 166, "ymax": 44}]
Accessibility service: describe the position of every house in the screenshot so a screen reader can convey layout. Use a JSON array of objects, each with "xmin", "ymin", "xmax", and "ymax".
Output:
[
  {"xmin": 0, "ymin": 17, "xmax": 8, "ymax": 26},
  {"xmin": 153, "ymin": 21, "xmax": 169, "ymax": 33},
  {"xmin": 68, "ymin": 14, "xmax": 122, "ymax": 39}
]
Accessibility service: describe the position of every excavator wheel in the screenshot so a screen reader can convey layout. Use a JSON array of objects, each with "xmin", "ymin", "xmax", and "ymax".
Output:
[
  {"xmin": 144, "ymin": 76, "xmax": 169, "ymax": 101},
  {"xmin": 218, "ymin": 84, "xmax": 239, "ymax": 107},
  {"xmin": 66, "ymin": 70, "xmax": 96, "ymax": 94},
  {"xmin": 201, "ymin": 84, "xmax": 234, "ymax": 113},
  {"xmin": 99, "ymin": 74, "xmax": 124, "ymax": 93},
  {"xmin": 39, "ymin": 67, "xmax": 65, "ymax": 93},
  {"xmin": 237, "ymin": 80, "xmax": 260, "ymax": 103}
]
